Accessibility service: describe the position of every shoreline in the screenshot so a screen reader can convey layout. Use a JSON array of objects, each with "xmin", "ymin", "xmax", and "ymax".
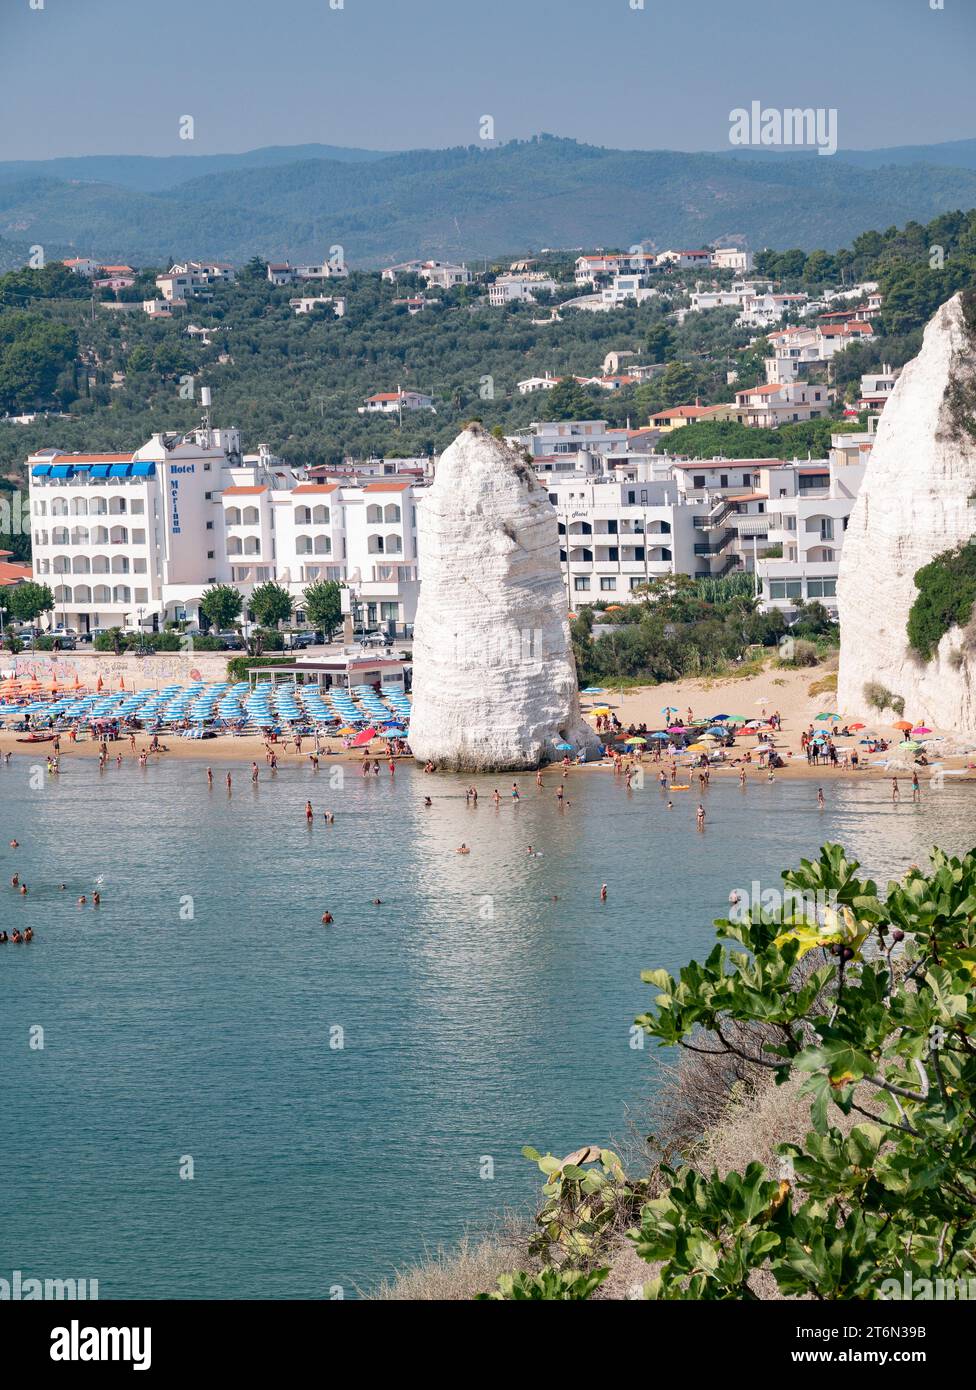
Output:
[{"xmin": 3, "ymin": 660, "xmax": 975, "ymax": 780}]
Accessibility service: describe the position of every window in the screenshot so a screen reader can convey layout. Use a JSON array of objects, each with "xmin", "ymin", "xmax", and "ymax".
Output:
[
  {"xmin": 693, "ymin": 476, "xmax": 706, "ymax": 488},
  {"xmin": 549, "ymin": 493, "xmax": 558, "ymax": 504},
  {"xmin": 629, "ymin": 576, "xmax": 644, "ymax": 590},
  {"xmin": 130, "ymin": 499, "xmax": 144, "ymax": 515},
  {"xmin": 384, "ymin": 504, "xmax": 401, "ymax": 523},
  {"xmin": 627, "ymin": 490, "xmax": 636, "ymax": 504},
  {"xmin": 207, "ymin": 550, "xmax": 214, "ymax": 560},
  {"xmin": 607, "ymin": 547, "xmax": 619, "ymax": 562},
  {"xmin": 720, "ymin": 474, "xmax": 728, "ymax": 487},
  {"xmin": 806, "ymin": 577, "xmax": 837, "ymax": 598},
  {"xmin": 242, "ymin": 507, "xmax": 260, "ymax": 525},
  {"xmin": 574, "ymin": 577, "xmax": 590, "ymax": 591},
  {"xmin": 770, "ymin": 579, "xmax": 803, "ymax": 599},
  {"xmin": 634, "ymin": 547, "xmax": 645, "ymax": 561},
  {"xmin": 206, "ymin": 521, "xmax": 214, "ymax": 531},
  {"xmin": 606, "ymin": 519, "xmax": 617, "ymax": 534},
  {"xmin": 366, "ymin": 504, "xmax": 383, "ymax": 523},
  {"xmin": 600, "ymin": 577, "xmax": 616, "ymax": 591},
  {"xmin": 380, "ymin": 602, "xmax": 399, "ymax": 621}
]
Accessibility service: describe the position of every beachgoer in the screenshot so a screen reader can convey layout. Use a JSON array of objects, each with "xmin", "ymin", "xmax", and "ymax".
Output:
[
  {"xmin": 696, "ymin": 803, "xmax": 706, "ymax": 831},
  {"xmin": 817, "ymin": 787, "xmax": 825, "ymax": 809},
  {"xmin": 321, "ymin": 911, "xmax": 334, "ymax": 925},
  {"xmin": 912, "ymin": 771, "xmax": 920, "ymax": 803},
  {"xmin": 305, "ymin": 800, "xmax": 314, "ymax": 822},
  {"xmin": 207, "ymin": 767, "xmax": 213, "ymax": 786},
  {"xmin": 423, "ymin": 796, "xmax": 432, "ymax": 808},
  {"xmin": 456, "ymin": 843, "xmax": 470, "ymax": 854},
  {"xmin": 600, "ymin": 883, "xmax": 608, "ymax": 902},
  {"xmin": 892, "ymin": 777, "xmax": 900, "ymax": 803}
]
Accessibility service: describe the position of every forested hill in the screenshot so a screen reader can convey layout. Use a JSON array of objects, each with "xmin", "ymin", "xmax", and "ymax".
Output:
[{"xmin": 5, "ymin": 137, "xmax": 976, "ymax": 267}]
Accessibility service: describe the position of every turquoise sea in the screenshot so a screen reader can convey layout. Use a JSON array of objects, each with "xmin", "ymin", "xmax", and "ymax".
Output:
[{"xmin": 1, "ymin": 754, "xmax": 973, "ymax": 1298}]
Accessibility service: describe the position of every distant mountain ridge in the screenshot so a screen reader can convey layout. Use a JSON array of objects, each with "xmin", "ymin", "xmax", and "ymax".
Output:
[
  {"xmin": 0, "ymin": 143, "xmax": 394, "ymax": 193},
  {"xmin": 2, "ymin": 135, "xmax": 976, "ymax": 268}
]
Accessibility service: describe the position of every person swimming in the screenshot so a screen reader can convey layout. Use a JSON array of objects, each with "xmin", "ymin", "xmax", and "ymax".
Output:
[
  {"xmin": 321, "ymin": 911, "xmax": 334, "ymax": 925},
  {"xmin": 11, "ymin": 930, "xmax": 22, "ymax": 943},
  {"xmin": 0, "ymin": 931, "xmax": 7, "ymax": 943},
  {"xmin": 423, "ymin": 796, "xmax": 432, "ymax": 807},
  {"xmin": 78, "ymin": 895, "xmax": 86, "ymax": 905},
  {"xmin": 323, "ymin": 810, "xmax": 334, "ymax": 823},
  {"xmin": 92, "ymin": 892, "xmax": 100, "ymax": 906},
  {"xmin": 23, "ymin": 927, "xmax": 32, "ymax": 941},
  {"xmin": 456, "ymin": 843, "xmax": 470, "ymax": 854}
]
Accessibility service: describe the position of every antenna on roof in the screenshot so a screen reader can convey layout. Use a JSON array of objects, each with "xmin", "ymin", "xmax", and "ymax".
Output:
[{"xmin": 200, "ymin": 386, "xmax": 213, "ymax": 446}]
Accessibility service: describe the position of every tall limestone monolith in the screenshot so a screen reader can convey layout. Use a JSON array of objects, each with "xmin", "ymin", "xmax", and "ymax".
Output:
[{"xmin": 409, "ymin": 424, "xmax": 601, "ymax": 770}]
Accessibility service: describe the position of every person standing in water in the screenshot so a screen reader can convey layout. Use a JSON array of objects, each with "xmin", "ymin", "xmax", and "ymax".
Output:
[
  {"xmin": 305, "ymin": 800, "xmax": 314, "ymax": 823},
  {"xmin": 696, "ymin": 803, "xmax": 706, "ymax": 831},
  {"xmin": 600, "ymin": 883, "xmax": 608, "ymax": 902},
  {"xmin": 817, "ymin": 787, "xmax": 825, "ymax": 809},
  {"xmin": 912, "ymin": 771, "xmax": 921, "ymax": 803},
  {"xmin": 207, "ymin": 767, "xmax": 213, "ymax": 787}
]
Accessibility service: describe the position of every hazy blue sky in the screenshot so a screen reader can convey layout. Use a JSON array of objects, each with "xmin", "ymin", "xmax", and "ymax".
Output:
[{"xmin": 1, "ymin": 0, "xmax": 974, "ymax": 160}]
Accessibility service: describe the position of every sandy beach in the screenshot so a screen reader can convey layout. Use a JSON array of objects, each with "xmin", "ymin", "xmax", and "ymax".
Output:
[{"xmin": 2, "ymin": 657, "xmax": 973, "ymax": 780}]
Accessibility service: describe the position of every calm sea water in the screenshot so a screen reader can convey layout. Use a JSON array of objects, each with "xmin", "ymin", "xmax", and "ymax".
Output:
[{"xmin": 1, "ymin": 754, "xmax": 973, "ymax": 1298}]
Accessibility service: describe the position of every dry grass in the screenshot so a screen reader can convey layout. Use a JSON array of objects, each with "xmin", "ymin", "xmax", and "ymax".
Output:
[
  {"xmin": 366, "ymin": 1224, "xmax": 534, "ymax": 1301},
  {"xmin": 808, "ymin": 672, "xmax": 839, "ymax": 697}
]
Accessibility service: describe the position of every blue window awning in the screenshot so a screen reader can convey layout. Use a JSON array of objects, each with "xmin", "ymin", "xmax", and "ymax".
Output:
[
  {"xmin": 131, "ymin": 461, "xmax": 156, "ymax": 477},
  {"xmin": 90, "ymin": 465, "xmax": 111, "ymax": 478},
  {"xmin": 50, "ymin": 464, "xmax": 73, "ymax": 478},
  {"xmin": 31, "ymin": 464, "xmax": 51, "ymax": 477},
  {"xmin": 108, "ymin": 464, "xmax": 131, "ymax": 478}
]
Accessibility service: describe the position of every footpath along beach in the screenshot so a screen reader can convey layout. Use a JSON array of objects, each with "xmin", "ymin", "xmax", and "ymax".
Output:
[{"xmin": 1, "ymin": 661, "xmax": 973, "ymax": 780}]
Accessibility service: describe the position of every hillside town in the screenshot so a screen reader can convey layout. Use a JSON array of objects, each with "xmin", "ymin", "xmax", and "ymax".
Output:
[{"xmin": 0, "ymin": 234, "xmax": 903, "ymax": 644}]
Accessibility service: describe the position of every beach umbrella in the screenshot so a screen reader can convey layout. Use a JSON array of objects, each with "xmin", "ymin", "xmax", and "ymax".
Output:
[
  {"xmin": 912, "ymin": 726, "xmax": 932, "ymax": 736},
  {"xmin": 687, "ymin": 742, "xmax": 707, "ymax": 752},
  {"xmin": 849, "ymin": 722, "xmax": 865, "ymax": 730},
  {"xmin": 591, "ymin": 706, "xmax": 611, "ymax": 716},
  {"xmin": 649, "ymin": 731, "xmax": 670, "ymax": 740},
  {"xmin": 554, "ymin": 741, "xmax": 574, "ymax": 751},
  {"xmin": 815, "ymin": 712, "xmax": 837, "ymax": 721},
  {"xmin": 699, "ymin": 733, "xmax": 718, "ymax": 742},
  {"xmin": 582, "ymin": 687, "xmax": 605, "ymax": 694},
  {"xmin": 893, "ymin": 720, "xmax": 913, "ymax": 731},
  {"xmin": 710, "ymin": 714, "xmax": 730, "ymax": 721},
  {"xmin": 624, "ymin": 736, "xmax": 646, "ymax": 745},
  {"xmin": 667, "ymin": 724, "xmax": 686, "ymax": 733},
  {"xmin": 352, "ymin": 727, "xmax": 376, "ymax": 746}
]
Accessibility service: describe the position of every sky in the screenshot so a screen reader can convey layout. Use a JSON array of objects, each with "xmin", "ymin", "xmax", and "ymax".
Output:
[{"xmin": 0, "ymin": 0, "xmax": 974, "ymax": 161}]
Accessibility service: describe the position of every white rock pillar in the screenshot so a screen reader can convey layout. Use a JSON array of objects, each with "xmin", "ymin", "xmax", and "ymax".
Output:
[{"xmin": 409, "ymin": 424, "xmax": 602, "ymax": 770}]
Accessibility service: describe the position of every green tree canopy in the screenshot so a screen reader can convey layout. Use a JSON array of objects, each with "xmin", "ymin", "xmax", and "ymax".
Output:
[
  {"xmin": 6, "ymin": 580, "xmax": 54, "ymax": 623},
  {"xmin": 199, "ymin": 583, "xmax": 243, "ymax": 632},
  {"xmin": 302, "ymin": 579, "xmax": 341, "ymax": 637},
  {"xmin": 249, "ymin": 580, "xmax": 293, "ymax": 629}
]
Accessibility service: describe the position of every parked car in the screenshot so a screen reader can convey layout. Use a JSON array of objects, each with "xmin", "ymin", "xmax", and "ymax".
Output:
[
  {"xmin": 217, "ymin": 631, "xmax": 245, "ymax": 650},
  {"xmin": 46, "ymin": 628, "xmax": 77, "ymax": 650},
  {"xmin": 285, "ymin": 631, "xmax": 317, "ymax": 650}
]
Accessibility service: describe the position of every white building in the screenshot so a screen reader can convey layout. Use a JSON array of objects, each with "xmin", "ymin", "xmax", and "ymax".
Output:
[
  {"xmin": 757, "ymin": 434, "xmax": 871, "ymax": 615},
  {"xmin": 358, "ymin": 390, "xmax": 436, "ymax": 415},
  {"xmin": 289, "ymin": 295, "xmax": 346, "ymax": 316},
  {"xmin": 655, "ymin": 249, "xmax": 712, "ymax": 270},
  {"xmin": 711, "ymin": 246, "xmax": 754, "ymax": 273},
  {"xmin": 62, "ymin": 257, "xmax": 99, "ymax": 277},
  {"xmin": 517, "ymin": 373, "xmax": 562, "ymax": 394},
  {"xmin": 28, "ymin": 429, "xmax": 425, "ymax": 636},
  {"xmin": 733, "ymin": 381, "xmax": 830, "ymax": 427},
  {"xmin": 858, "ymin": 364, "xmax": 899, "ymax": 410},
  {"xmin": 488, "ymin": 273, "xmax": 558, "ymax": 305}
]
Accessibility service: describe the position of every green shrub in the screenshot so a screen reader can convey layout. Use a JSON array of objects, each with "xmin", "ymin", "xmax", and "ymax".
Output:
[
  {"xmin": 489, "ymin": 843, "xmax": 976, "ymax": 1300},
  {"xmin": 907, "ymin": 539, "xmax": 976, "ymax": 659},
  {"xmin": 863, "ymin": 680, "xmax": 904, "ymax": 716}
]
